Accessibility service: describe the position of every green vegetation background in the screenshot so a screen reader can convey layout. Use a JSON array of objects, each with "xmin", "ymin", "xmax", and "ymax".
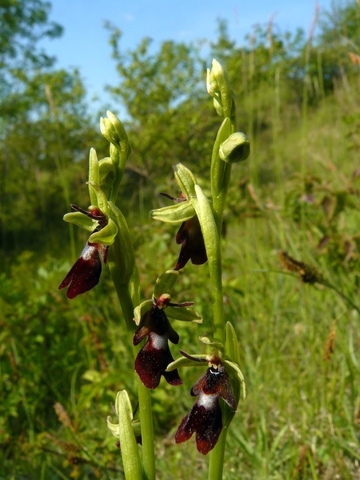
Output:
[{"xmin": 1, "ymin": 1, "xmax": 360, "ymax": 478}]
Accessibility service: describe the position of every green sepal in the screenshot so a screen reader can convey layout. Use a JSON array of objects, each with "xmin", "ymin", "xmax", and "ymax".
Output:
[
  {"xmin": 173, "ymin": 163, "xmax": 197, "ymax": 199},
  {"xmin": 166, "ymin": 306, "xmax": 202, "ymax": 323},
  {"xmin": 166, "ymin": 354, "xmax": 209, "ymax": 372},
  {"xmin": 150, "ymin": 201, "xmax": 195, "ymax": 224},
  {"xmin": 134, "ymin": 300, "xmax": 152, "ymax": 325},
  {"xmin": 106, "ymin": 390, "xmax": 143, "ymax": 480},
  {"xmin": 199, "ymin": 336, "xmax": 223, "ymax": 350},
  {"xmin": 63, "ymin": 212, "xmax": 97, "ymax": 232},
  {"xmin": 219, "ymin": 132, "xmax": 250, "ymax": 164},
  {"xmin": 87, "ymin": 181, "xmax": 110, "ymax": 217},
  {"xmin": 153, "ymin": 270, "xmax": 179, "ymax": 298},
  {"xmin": 88, "ymin": 218, "xmax": 118, "ymax": 245},
  {"xmin": 88, "ymin": 148, "xmax": 100, "ymax": 206}
]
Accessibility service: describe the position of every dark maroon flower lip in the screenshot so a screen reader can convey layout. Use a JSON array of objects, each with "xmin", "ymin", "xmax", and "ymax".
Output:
[
  {"xmin": 175, "ymin": 363, "xmax": 236, "ymax": 455},
  {"xmin": 58, "ymin": 242, "xmax": 109, "ymax": 299},
  {"xmin": 133, "ymin": 297, "xmax": 182, "ymax": 389}
]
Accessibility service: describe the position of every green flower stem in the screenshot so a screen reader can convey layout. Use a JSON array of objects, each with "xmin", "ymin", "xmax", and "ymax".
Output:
[
  {"xmin": 137, "ymin": 382, "xmax": 155, "ymax": 480},
  {"xmin": 208, "ymin": 428, "xmax": 228, "ymax": 480},
  {"xmin": 109, "ymin": 235, "xmax": 156, "ymax": 480},
  {"xmin": 207, "ymin": 108, "xmax": 237, "ymax": 478},
  {"xmin": 211, "ymin": 116, "xmax": 237, "ymax": 234}
]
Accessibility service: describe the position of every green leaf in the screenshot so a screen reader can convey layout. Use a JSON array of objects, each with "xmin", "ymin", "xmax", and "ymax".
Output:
[
  {"xmin": 88, "ymin": 218, "xmax": 118, "ymax": 245},
  {"xmin": 153, "ymin": 270, "xmax": 179, "ymax": 297},
  {"xmin": 150, "ymin": 201, "xmax": 195, "ymax": 224}
]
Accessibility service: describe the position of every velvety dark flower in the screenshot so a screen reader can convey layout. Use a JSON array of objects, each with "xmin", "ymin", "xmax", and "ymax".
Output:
[
  {"xmin": 174, "ymin": 215, "xmax": 207, "ymax": 270},
  {"xmin": 175, "ymin": 216, "xmax": 207, "ymax": 270},
  {"xmin": 58, "ymin": 205, "xmax": 109, "ymax": 299},
  {"xmin": 175, "ymin": 362, "xmax": 236, "ymax": 455},
  {"xmin": 133, "ymin": 295, "xmax": 182, "ymax": 389},
  {"xmin": 159, "ymin": 192, "xmax": 207, "ymax": 271},
  {"xmin": 58, "ymin": 241, "xmax": 108, "ymax": 299}
]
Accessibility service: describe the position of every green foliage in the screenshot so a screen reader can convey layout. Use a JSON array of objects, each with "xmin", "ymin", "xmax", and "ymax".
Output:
[{"xmin": 0, "ymin": 0, "xmax": 62, "ymax": 79}]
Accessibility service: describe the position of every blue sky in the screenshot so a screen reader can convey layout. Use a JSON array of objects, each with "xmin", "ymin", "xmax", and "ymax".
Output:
[{"xmin": 43, "ymin": 0, "xmax": 334, "ymax": 112}]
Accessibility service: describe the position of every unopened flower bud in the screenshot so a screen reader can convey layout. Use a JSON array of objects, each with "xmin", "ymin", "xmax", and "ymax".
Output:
[{"xmin": 219, "ymin": 132, "xmax": 250, "ymax": 163}]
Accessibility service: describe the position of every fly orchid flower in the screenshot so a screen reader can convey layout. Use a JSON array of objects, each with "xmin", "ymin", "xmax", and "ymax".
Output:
[
  {"xmin": 133, "ymin": 294, "xmax": 185, "ymax": 389},
  {"xmin": 175, "ymin": 356, "xmax": 236, "ymax": 455},
  {"xmin": 175, "ymin": 214, "xmax": 207, "ymax": 270},
  {"xmin": 132, "ymin": 270, "xmax": 202, "ymax": 389},
  {"xmin": 159, "ymin": 192, "xmax": 207, "ymax": 270},
  {"xmin": 58, "ymin": 205, "xmax": 109, "ymax": 299}
]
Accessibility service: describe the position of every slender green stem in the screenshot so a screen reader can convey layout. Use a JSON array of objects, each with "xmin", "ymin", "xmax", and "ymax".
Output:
[
  {"xmin": 208, "ymin": 428, "xmax": 228, "ymax": 479},
  {"xmin": 209, "ymin": 243, "xmax": 225, "ymax": 346},
  {"xmin": 137, "ymin": 382, "xmax": 155, "ymax": 480},
  {"xmin": 207, "ymin": 109, "xmax": 237, "ymax": 479}
]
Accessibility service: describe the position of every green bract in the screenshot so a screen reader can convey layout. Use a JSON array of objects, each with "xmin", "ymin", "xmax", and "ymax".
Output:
[
  {"xmin": 219, "ymin": 132, "xmax": 250, "ymax": 163},
  {"xmin": 88, "ymin": 181, "xmax": 110, "ymax": 217},
  {"xmin": 88, "ymin": 148, "xmax": 100, "ymax": 205},
  {"xmin": 153, "ymin": 270, "xmax": 179, "ymax": 297},
  {"xmin": 98, "ymin": 157, "xmax": 117, "ymax": 192},
  {"xmin": 107, "ymin": 390, "xmax": 142, "ymax": 480}
]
